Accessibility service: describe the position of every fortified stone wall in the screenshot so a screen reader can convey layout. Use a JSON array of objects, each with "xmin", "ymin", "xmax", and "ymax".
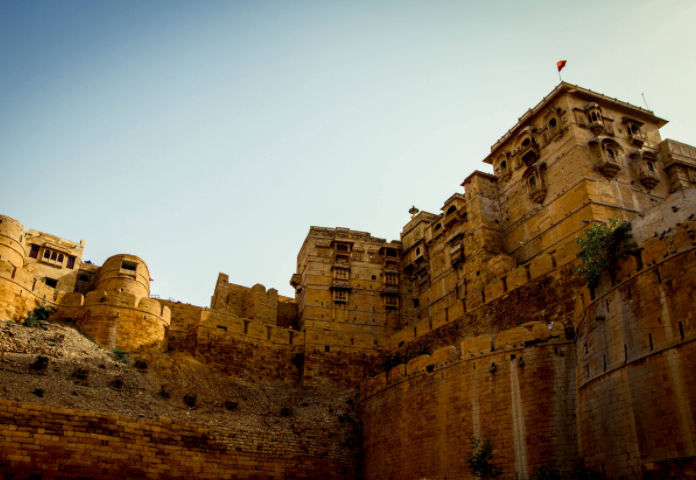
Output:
[
  {"xmin": 54, "ymin": 290, "xmax": 171, "ymax": 352},
  {"xmin": 0, "ymin": 259, "xmax": 64, "ymax": 321},
  {"xmin": 360, "ymin": 322, "xmax": 577, "ymax": 480},
  {"xmin": 158, "ymin": 299, "xmax": 206, "ymax": 350},
  {"xmin": 187, "ymin": 310, "xmax": 384, "ymax": 387},
  {"xmin": 387, "ymin": 237, "xmax": 582, "ymax": 357},
  {"xmin": 0, "ymin": 399, "xmax": 360, "ymax": 480},
  {"xmin": 575, "ymin": 204, "xmax": 696, "ymax": 479}
]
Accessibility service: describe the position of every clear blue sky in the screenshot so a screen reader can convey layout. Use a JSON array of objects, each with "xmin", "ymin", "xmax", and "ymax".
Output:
[{"xmin": 2, "ymin": 0, "xmax": 695, "ymax": 304}]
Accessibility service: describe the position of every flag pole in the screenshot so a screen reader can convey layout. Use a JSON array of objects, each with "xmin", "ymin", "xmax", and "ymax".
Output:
[{"xmin": 558, "ymin": 70, "xmax": 562, "ymax": 83}]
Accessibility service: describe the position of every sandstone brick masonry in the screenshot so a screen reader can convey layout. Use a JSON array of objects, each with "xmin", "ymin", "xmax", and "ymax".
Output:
[
  {"xmin": 360, "ymin": 324, "xmax": 577, "ymax": 480},
  {"xmin": 3, "ymin": 82, "xmax": 696, "ymax": 479},
  {"xmin": 0, "ymin": 399, "xmax": 359, "ymax": 480},
  {"xmin": 575, "ymin": 227, "xmax": 696, "ymax": 478}
]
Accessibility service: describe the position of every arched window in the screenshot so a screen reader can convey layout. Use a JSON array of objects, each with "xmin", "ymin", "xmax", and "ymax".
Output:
[
  {"xmin": 606, "ymin": 148, "xmax": 615, "ymax": 160},
  {"xmin": 522, "ymin": 138, "xmax": 531, "ymax": 147},
  {"xmin": 592, "ymin": 112, "xmax": 598, "ymax": 122},
  {"xmin": 549, "ymin": 118, "xmax": 557, "ymax": 129},
  {"xmin": 50, "ymin": 252, "xmax": 57, "ymax": 261},
  {"xmin": 446, "ymin": 205, "xmax": 457, "ymax": 215},
  {"xmin": 43, "ymin": 250, "xmax": 50, "ymax": 259},
  {"xmin": 632, "ymin": 125, "xmax": 640, "ymax": 135},
  {"xmin": 416, "ymin": 247, "xmax": 421, "ymax": 256},
  {"xmin": 434, "ymin": 223, "xmax": 441, "ymax": 231},
  {"xmin": 647, "ymin": 162, "xmax": 655, "ymax": 172},
  {"xmin": 529, "ymin": 176, "xmax": 537, "ymax": 187},
  {"xmin": 57, "ymin": 254, "xmax": 64, "ymax": 263},
  {"xmin": 500, "ymin": 160, "xmax": 507, "ymax": 170}
]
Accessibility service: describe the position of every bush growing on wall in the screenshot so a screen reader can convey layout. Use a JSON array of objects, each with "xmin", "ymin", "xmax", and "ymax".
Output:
[
  {"xmin": 574, "ymin": 218, "xmax": 636, "ymax": 289},
  {"xmin": 467, "ymin": 436, "xmax": 503, "ymax": 480},
  {"xmin": 22, "ymin": 298, "xmax": 56, "ymax": 327}
]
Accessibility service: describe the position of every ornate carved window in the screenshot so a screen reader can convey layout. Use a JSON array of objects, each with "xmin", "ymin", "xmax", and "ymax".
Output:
[
  {"xmin": 623, "ymin": 117, "xmax": 645, "ymax": 147},
  {"xmin": 634, "ymin": 150, "xmax": 660, "ymax": 190},
  {"xmin": 518, "ymin": 128, "xmax": 540, "ymax": 165},
  {"xmin": 522, "ymin": 164, "xmax": 547, "ymax": 203},
  {"xmin": 586, "ymin": 103, "xmax": 605, "ymax": 134},
  {"xmin": 589, "ymin": 137, "xmax": 622, "ymax": 179}
]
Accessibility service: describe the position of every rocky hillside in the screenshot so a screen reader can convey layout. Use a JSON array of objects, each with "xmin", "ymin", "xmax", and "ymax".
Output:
[{"xmin": 0, "ymin": 319, "xmax": 359, "ymax": 433}]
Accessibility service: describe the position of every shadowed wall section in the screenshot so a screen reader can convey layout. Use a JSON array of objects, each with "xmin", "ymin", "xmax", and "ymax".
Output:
[
  {"xmin": 360, "ymin": 323, "xmax": 577, "ymax": 480},
  {"xmin": 0, "ymin": 399, "xmax": 360, "ymax": 480}
]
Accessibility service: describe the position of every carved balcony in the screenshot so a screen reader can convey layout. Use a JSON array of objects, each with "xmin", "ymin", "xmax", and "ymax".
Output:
[
  {"xmin": 597, "ymin": 155, "xmax": 622, "ymax": 179},
  {"xmin": 290, "ymin": 274, "xmax": 302, "ymax": 289},
  {"xmin": 444, "ymin": 210, "xmax": 459, "ymax": 228},
  {"xmin": 588, "ymin": 118, "xmax": 605, "ymax": 135},
  {"xmin": 528, "ymin": 182, "xmax": 547, "ymax": 204},
  {"xmin": 381, "ymin": 284, "xmax": 399, "ymax": 296},
  {"xmin": 629, "ymin": 131, "xmax": 645, "ymax": 148},
  {"xmin": 449, "ymin": 244, "xmax": 465, "ymax": 266},
  {"xmin": 520, "ymin": 142, "xmax": 540, "ymax": 165},
  {"xmin": 638, "ymin": 164, "xmax": 660, "ymax": 190}
]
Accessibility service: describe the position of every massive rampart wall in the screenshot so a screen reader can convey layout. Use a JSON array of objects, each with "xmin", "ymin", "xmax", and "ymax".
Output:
[
  {"xmin": 0, "ymin": 259, "xmax": 63, "ymax": 321},
  {"xmin": 54, "ymin": 290, "xmax": 171, "ymax": 352},
  {"xmin": 0, "ymin": 215, "xmax": 25, "ymax": 268},
  {"xmin": 360, "ymin": 322, "xmax": 577, "ymax": 480},
  {"xmin": 187, "ymin": 310, "xmax": 384, "ymax": 387},
  {"xmin": 575, "ymin": 215, "xmax": 696, "ymax": 479},
  {"xmin": 389, "ymin": 237, "xmax": 582, "ymax": 356},
  {"xmin": 0, "ymin": 399, "xmax": 359, "ymax": 480}
]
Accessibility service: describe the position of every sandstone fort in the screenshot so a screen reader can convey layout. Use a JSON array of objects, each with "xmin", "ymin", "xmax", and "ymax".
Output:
[{"xmin": 2, "ymin": 82, "xmax": 696, "ymax": 479}]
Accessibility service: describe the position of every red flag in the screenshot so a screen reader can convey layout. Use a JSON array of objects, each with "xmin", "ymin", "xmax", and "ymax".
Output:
[{"xmin": 557, "ymin": 60, "xmax": 567, "ymax": 72}]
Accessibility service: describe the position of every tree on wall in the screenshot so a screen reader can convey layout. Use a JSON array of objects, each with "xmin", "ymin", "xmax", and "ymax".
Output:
[
  {"xmin": 574, "ymin": 218, "xmax": 637, "ymax": 289},
  {"xmin": 467, "ymin": 436, "xmax": 503, "ymax": 480}
]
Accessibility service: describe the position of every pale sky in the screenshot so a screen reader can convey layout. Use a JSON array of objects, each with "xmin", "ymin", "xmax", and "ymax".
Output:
[{"xmin": 2, "ymin": 0, "xmax": 695, "ymax": 305}]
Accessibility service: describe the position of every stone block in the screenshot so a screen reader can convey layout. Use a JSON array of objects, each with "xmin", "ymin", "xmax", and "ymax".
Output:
[
  {"xmin": 484, "ymin": 278, "xmax": 506, "ymax": 302},
  {"xmin": 387, "ymin": 364, "xmax": 406, "ymax": 383},
  {"xmin": 507, "ymin": 267, "xmax": 530, "ymax": 289},
  {"xmin": 430, "ymin": 346, "xmax": 456, "ymax": 366},
  {"xmin": 465, "ymin": 290, "xmax": 484, "ymax": 311},
  {"xmin": 407, "ymin": 354, "xmax": 432, "ymax": 375},
  {"xmin": 529, "ymin": 254, "xmax": 556, "ymax": 280},
  {"xmin": 460, "ymin": 334, "xmax": 493, "ymax": 357}
]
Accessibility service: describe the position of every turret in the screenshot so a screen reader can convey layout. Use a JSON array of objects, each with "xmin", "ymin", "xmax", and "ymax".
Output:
[
  {"xmin": 0, "ymin": 215, "xmax": 26, "ymax": 268},
  {"xmin": 93, "ymin": 254, "xmax": 150, "ymax": 301}
]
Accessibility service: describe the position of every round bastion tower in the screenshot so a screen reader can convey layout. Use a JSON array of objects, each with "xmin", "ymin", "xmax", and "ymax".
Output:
[
  {"xmin": 92, "ymin": 254, "xmax": 151, "ymax": 301},
  {"xmin": 75, "ymin": 254, "xmax": 170, "ymax": 352},
  {"xmin": 0, "ymin": 215, "xmax": 26, "ymax": 268}
]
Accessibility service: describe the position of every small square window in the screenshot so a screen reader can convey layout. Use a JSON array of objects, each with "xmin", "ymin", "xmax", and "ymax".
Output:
[
  {"xmin": 44, "ymin": 278, "xmax": 58, "ymax": 288},
  {"xmin": 121, "ymin": 260, "xmax": 137, "ymax": 272}
]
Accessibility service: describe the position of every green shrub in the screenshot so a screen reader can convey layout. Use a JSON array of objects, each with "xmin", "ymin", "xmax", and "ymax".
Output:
[
  {"xmin": 22, "ymin": 299, "xmax": 56, "ymax": 327},
  {"xmin": 532, "ymin": 463, "xmax": 562, "ymax": 480},
  {"xmin": 467, "ymin": 436, "xmax": 503, "ymax": 480},
  {"xmin": 574, "ymin": 218, "xmax": 637, "ymax": 289}
]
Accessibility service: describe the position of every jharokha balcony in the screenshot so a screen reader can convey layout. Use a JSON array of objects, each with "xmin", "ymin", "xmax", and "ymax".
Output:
[
  {"xmin": 520, "ymin": 141, "xmax": 540, "ymax": 165},
  {"xmin": 449, "ymin": 243, "xmax": 465, "ymax": 266},
  {"xmin": 638, "ymin": 162, "xmax": 660, "ymax": 189}
]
